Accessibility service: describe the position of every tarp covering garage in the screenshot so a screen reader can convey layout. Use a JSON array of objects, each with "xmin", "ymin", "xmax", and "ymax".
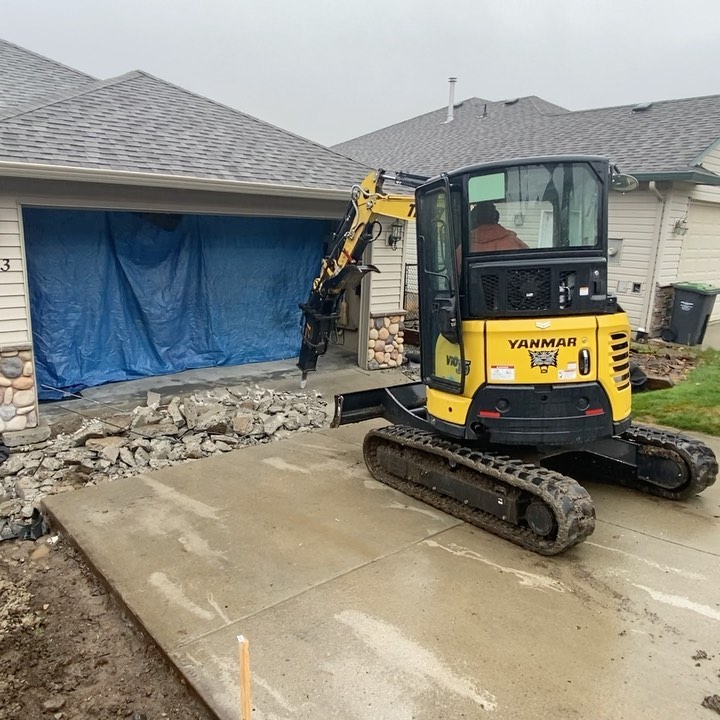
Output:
[{"xmin": 23, "ymin": 209, "xmax": 329, "ymax": 399}]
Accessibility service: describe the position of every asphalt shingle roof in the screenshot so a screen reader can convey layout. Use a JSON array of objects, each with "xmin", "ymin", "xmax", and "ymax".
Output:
[
  {"xmin": 0, "ymin": 69, "xmax": 369, "ymax": 192},
  {"xmin": 332, "ymin": 95, "xmax": 720, "ymax": 180},
  {"xmin": 0, "ymin": 38, "xmax": 96, "ymax": 112}
]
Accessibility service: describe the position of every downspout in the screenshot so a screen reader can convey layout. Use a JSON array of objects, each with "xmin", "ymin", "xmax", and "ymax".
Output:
[
  {"xmin": 643, "ymin": 181, "xmax": 668, "ymax": 334},
  {"xmin": 649, "ymin": 180, "xmax": 663, "ymax": 203}
]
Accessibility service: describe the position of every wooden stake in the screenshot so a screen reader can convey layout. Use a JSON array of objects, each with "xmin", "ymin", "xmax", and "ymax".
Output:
[{"xmin": 238, "ymin": 634, "xmax": 252, "ymax": 719}]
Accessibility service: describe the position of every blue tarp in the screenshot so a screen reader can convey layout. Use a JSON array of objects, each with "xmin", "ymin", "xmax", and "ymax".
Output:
[{"xmin": 23, "ymin": 209, "xmax": 328, "ymax": 400}]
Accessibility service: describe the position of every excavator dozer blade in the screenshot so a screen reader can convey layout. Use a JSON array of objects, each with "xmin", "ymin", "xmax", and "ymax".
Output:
[{"xmin": 331, "ymin": 381, "xmax": 429, "ymax": 430}]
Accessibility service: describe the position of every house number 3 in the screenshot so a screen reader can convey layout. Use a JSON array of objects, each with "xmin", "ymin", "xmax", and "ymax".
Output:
[{"xmin": 0, "ymin": 259, "xmax": 9, "ymax": 271}]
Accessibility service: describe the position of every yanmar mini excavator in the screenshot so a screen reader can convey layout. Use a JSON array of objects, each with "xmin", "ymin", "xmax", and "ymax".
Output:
[{"xmin": 297, "ymin": 156, "xmax": 718, "ymax": 555}]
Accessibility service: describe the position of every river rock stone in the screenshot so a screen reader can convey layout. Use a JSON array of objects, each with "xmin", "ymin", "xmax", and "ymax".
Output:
[
  {"xmin": 3, "ymin": 415, "xmax": 26, "ymax": 432},
  {"xmin": 11, "ymin": 389, "xmax": 35, "ymax": 408},
  {"xmin": 11, "ymin": 376, "xmax": 34, "ymax": 391},
  {"xmin": 0, "ymin": 356, "xmax": 23, "ymax": 378},
  {"xmin": 0, "ymin": 404, "xmax": 16, "ymax": 421}
]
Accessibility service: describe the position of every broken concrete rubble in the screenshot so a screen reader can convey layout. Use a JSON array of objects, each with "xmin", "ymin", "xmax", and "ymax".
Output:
[{"xmin": 0, "ymin": 385, "xmax": 330, "ymax": 532}]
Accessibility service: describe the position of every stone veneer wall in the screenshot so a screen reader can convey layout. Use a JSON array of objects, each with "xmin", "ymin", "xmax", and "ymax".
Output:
[
  {"xmin": 0, "ymin": 344, "xmax": 37, "ymax": 432},
  {"xmin": 650, "ymin": 285, "xmax": 674, "ymax": 337},
  {"xmin": 367, "ymin": 312, "xmax": 406, "ymax": 370}
]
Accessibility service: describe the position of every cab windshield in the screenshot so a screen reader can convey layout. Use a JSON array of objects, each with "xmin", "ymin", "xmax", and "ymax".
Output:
[{"xmin": 466, "ymin": 162, "xmax": 601, "ymax": 254}]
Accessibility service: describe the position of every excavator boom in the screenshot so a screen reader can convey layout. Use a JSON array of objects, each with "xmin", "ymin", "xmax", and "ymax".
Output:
[{"xmin": 297, "ymin": 169, "xmax": 424, "ymax": 383}]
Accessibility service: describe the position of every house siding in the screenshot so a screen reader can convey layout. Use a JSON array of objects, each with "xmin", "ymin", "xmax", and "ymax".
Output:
[
  {"xmin": 654, "ymin": 186, "xmax": 690, "ymax": 286},
  {"xmin": 0, "ymin": 197, "xmax": 30, "ymax": 345},
  {"xmin": 404, "ymin": 221, "xmax": 417, "ymax": 267},
  {"xmin": 688, "ymin": 147, "xmax": 720, "ymax": 324},
  {"xmin": 680, "ymin": 201, "xmax": 720, "ymax": 323},
  {"xmin": 606, "ymin": 190, "xmax": 662, "ymax": 329},
  {"xmin": 688, "ymin": 147, "xmax": 720, "ymax": 322},
  {"xmin": 699, "ymin": 142, "xmax": 720, "ymax": 175},
  {"xmin": 0, "ymin": 195, "xmax": 37, "ymax": 431},
  {"xmin": 368, "ymin": 220, "xmax": 405, "ymax": 314}
]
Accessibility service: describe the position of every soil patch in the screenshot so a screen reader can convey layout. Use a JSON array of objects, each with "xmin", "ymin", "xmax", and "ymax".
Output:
[
  {"xmin": 0, "ymin": 536, "xmax": 214, "ymax": 720},
  {"xmin": 630, "ymin": 341, "xmax": 699, "ymax": 386}
]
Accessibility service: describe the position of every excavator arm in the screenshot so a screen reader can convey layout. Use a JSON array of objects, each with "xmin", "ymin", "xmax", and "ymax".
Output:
[{"xmin": 297, "ymin": 169, "xmax": 426, "ymax": 384}]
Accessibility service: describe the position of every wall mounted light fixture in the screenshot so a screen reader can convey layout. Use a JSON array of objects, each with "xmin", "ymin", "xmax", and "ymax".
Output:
[
  {"xmin": 387, "ymin": 220, "xmax": 404, "ymax": 251},
  {"xmin": 673, "ymin": 215, "xmax": 689, "ymax": 236}
]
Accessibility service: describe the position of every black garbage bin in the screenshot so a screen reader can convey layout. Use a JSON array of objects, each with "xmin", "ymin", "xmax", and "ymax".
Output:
[{"xmin": 661, "ymin": 282, "xmax": 720, "ymax": 345}]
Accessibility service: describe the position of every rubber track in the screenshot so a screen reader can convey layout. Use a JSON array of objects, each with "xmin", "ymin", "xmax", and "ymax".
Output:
[
  {"xmin": 621, "ymin": 423, "xmax": 718, "ymax": 500},
  {"xmin": 363, "ymin": 425, "xmax": 595, "ymax": 555}
]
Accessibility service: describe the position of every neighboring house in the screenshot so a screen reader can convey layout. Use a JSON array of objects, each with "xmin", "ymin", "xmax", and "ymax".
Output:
[
  {"xmin": 334, "ymin": 93, "xmax": 720, "ymax": 342},
  {"xmin": 0, "ymin": 38, "xmax": 400, "ymax": 433}
]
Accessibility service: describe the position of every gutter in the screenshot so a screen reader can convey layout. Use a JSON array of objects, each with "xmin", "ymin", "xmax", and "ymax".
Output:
[
  {"xmin": 0, "ymin": 160, "xmax": 351, "ymax": 201},
  {"xmin": 630, "ymin": 169, "xmax": 720, "ymax": 186}
]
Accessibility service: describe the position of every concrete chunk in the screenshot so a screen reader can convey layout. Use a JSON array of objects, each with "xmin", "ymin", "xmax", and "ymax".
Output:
[{"xmin": 2, "ymin": 419, "xmax": 51, "ymax": 448}]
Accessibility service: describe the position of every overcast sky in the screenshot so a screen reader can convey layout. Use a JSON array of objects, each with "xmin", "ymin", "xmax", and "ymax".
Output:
[{"xmin": 1, "ymin": 0, "xmax": 719, "ymax": 147}]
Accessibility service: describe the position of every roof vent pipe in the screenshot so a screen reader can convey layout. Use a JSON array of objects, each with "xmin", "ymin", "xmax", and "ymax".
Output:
[{"xmin": 444, "ymin": 77, "xmax": 457, "ymax": 123}]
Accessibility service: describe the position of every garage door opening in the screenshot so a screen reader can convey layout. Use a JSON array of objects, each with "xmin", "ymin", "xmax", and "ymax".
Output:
[{"xmin": 23, "ymin": 208, "xmax": 332, "ymax": 399}]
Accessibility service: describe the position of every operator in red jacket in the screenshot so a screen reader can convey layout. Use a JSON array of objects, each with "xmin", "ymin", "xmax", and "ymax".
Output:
[{"xmin": 469, "ymin": 201, "xmax": 527, "ymax": 252}]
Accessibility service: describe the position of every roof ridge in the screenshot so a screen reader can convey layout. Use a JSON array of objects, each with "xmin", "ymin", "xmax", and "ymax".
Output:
[
  {"xmin": 525, "ymin": 96, "xmax": 569, "ymax": 115},
  {"xmin": 0, "ymin": 37, "xmax": 96, "ymax": 81},
  {"xmin": 332, "ymin": 100, "xmax": 471, "ymax": 149},
  {"xmin": 332, "ymin": 95, "xmax": 561, "ymax": 148},
  {"xmin": 0, "ymin": 71, "xmax": 143, "ymax": 122},
  {"xmin": 555, "ymin": 92, "xmax": 720, "ymax": 117}
]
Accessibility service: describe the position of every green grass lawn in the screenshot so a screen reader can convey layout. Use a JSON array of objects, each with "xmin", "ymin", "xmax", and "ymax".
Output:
[{"xmin": 632, "ymin": 349, "xmax": 720, "ymax": 435}]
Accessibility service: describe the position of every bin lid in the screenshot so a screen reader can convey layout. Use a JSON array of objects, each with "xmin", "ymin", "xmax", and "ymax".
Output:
[{"xmin": 672, "ymin": 281, "xmax": 720, "ymax": 296}]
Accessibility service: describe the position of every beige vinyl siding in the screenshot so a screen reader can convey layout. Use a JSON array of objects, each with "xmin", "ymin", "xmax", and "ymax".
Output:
[
  {"xmin": 5, "ymin": 176, "xmax": 347, "ymax": 220},
  {"xmin": 694, "ymin": 143, "xmax": 720, "ymax": 202},
  {"xmin": 368, "ymin": 218, "xmax": 406, "ymax": 314},
  {"xmin": 690, "ymin": 184, "xmax": 720, "ymax": 204},
  {"xmin": 655, "ymin": 186, "xmax": 690, "ymax": 286},
  {"xmin": 679, "ymin": 201, "xmax": 720, "ymax": 322},
  {"xmin": 606, "ymin": 189, "xmax": 662, "ymax": 329},
  {"xmin": 404, "ymin": 220, "xmax": 417, "ymax": 266},
  {"xmin": 699, "ymin": 142, "xmax": 720, "ymax": 175},
  {"xmin": 0, "ymin": 198, "xmax": 30, "ymax": 345}
]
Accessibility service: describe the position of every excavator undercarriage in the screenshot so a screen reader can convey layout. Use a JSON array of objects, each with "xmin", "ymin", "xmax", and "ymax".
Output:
[{"xmin": 333, "ymin": 384, "xmax": 718, "ymax": 554}]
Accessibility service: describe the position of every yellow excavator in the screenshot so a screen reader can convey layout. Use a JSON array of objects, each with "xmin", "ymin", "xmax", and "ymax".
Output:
[{"xmin": 298, "ymin": 156, "xmax": 718, "ymax": 555}]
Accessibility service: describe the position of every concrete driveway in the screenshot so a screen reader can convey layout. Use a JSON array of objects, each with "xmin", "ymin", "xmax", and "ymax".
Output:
[{"xmin": 43, "ymin": 370, "xmax": 720, "ymax": 720}]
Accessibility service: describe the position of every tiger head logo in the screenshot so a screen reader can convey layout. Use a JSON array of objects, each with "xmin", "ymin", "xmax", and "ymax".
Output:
[{"xmin": 528, "ymin": 349, "xmax": 558, "ymax": 373}]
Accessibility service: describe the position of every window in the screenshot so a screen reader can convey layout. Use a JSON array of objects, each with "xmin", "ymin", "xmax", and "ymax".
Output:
[{"xmin": 466, "ymin": 163, "xmax": 601, "ymax": 253}]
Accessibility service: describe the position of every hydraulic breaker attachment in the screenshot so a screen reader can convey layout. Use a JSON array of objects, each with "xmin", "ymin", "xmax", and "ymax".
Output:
[
  {"xmin": 332, "ymin": 382, "xmax": 429, "ymax": 430},
  {"xmin": 297, "ymin": 264, "xmax": 378, "ymax": 384}
]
